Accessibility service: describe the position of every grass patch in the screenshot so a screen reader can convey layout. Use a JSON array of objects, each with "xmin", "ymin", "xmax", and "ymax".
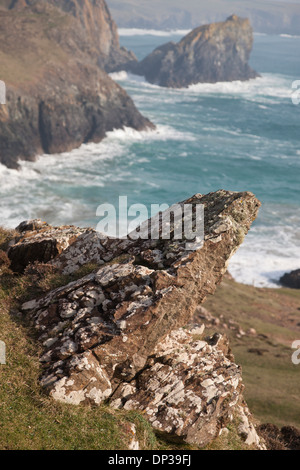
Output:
[
  {"xmin": 204, "ymin": 415, "xmax": 256, "ymax": 451},
  {"xmin": 204, "ymin": 278, "xmax": 300, "ymax": 429}
]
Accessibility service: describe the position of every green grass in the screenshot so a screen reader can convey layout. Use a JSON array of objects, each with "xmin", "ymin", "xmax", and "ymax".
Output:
[{"xmin": 204, "ymin": 278, "xmax": 300, "ymax": 429}]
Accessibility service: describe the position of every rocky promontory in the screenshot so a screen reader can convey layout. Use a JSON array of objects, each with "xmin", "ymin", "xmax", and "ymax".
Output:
[
  {"xmin": 0, "ymin": 0, "xmax": 151, "ymax": 169},
  {"xmin": 128, "ymin": 15, "xmax": 259, "ymax": 88},
  {"xmin": 280, "ymin": 269, "xmax": 300, "ymax": 289},
  {"xmin": 3, "ymin": 190, "xmax": 266, "ymax": 448}
]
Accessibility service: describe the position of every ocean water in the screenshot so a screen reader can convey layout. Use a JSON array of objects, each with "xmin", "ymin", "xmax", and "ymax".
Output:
[{"xmin": 0, "ymin": 31, "xmax": 299, "ymax": 288}]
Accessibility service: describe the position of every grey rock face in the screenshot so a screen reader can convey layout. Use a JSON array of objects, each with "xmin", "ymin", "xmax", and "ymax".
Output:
[
  {"xmin": 128, "ymin": 15, "xmax": 259, "ymax": 88},
  {"xmin": 280, "ymin": 269, "xmax": 300, "ymax": 289},
  {"xmin": 15, "ymin": 190, "xmax": 264, "ymax": 448}
]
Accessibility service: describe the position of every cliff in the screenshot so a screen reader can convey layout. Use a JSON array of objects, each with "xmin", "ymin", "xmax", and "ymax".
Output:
[
  {"xmin": 0, "ymin": 0, "xmax": 150, "ymax": 169},
  {"xmin": 3, "ymin": 190, "xmax": 266, "ymax": 449},
  {"xmin": 128, "ymin": 15, "xmax": 259, "ymax": 88}
]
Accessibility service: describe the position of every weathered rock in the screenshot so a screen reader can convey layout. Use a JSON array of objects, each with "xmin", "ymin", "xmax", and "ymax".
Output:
[
  {"xmin": 8, "ymin": 222, "xmax": 87, "ymax": 273},
  {"xmin": 128, "ymin": 15, "xmax": 259, "ymax": 88},
  {"xmin": 0, "ymin": 0, "xmax": 152, "ymax": 169},
  {"xmin": 280, "ymin": 269, "xmax": 300, "ymax": 289},
  {"xmin": 111, "ymin": 328, "xmax": 244, "ymax": 446},
  {"xmin": 111, "ymin": 328, "xmax": 264, "ymax": 448},
  {"xmin": 19, "ymin": 190, "xmax": 262, "ymax": 448},
  {"xmin": 6, "ymin": 0, "xmax": 137, "ymax": 73}
]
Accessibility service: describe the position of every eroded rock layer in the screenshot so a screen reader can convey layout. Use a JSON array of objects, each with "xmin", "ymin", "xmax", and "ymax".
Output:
[
  {"xmin": 13, "ymin": 190, "xmax": 263, "ymax": 447},
  {"xmin": 128, "ymin": 15, "xmax": 259, "ymax": 88}
]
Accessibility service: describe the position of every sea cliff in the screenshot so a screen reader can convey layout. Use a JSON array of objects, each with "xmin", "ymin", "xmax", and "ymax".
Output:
[{"xmin": 0, "ymin": 0, "xmax": 152, "ymax": 169}]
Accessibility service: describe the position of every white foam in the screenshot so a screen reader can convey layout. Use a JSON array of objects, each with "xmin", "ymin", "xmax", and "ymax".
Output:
[
  {"xmin": 280, "ymin": 34, "xmax": 300, "ymax": 39},
  {"xmin": 109, "ymin": 71, "xmax": 129, "ymax": 81},
  {"xmin": 229, "ymin": 246, "xmax": 300, "ymax": 289},
  {"xmin": 105, "ymin": 125, "xmax": 196, "ymax": 142},
  {"xmin": 0, "ymin": 121, "xmax": 198, "ymax": 229},
  {"xmin": 229, "ymin": 206, "xmax": 300, "ymax": 288},
  {"xmin": 110, "ymin": 70, "xmax": 293, "ymax": 105},
  {"xmin": 187, "ymin": 75, "xmax": 292, "ymax": 100},
  {"xmin": 118, "ymin": 28, "xmax": 191, "ymax": 37}
]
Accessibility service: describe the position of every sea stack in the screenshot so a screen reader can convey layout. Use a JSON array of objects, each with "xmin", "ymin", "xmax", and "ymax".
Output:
[{"xmin": 129, "ymin": 15, "xmax": 259, "ymax": 88}]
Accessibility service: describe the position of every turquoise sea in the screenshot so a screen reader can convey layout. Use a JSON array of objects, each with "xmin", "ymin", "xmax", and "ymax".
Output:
[{"xmin": 0, "ymin": 30, "xmax": 299, "ymax": 287}]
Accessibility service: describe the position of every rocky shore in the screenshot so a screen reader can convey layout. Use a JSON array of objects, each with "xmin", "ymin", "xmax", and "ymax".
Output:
[{"xmin": 0, "ymin": 0, "xmax": 153, "ymax": 169}]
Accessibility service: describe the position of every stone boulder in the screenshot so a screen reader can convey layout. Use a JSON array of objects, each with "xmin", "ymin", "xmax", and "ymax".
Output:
[
  {"xmin": 8, "ymin": 221, "xmax": 87, "ymax": 273},
  {"xmin": 128, "ymin": 15, "xmax": 259, "ymax": 88},
  {"xmin": 18, "ymin": 190, "xmax": 262, "ymax": 448},
  {"xmin": 280, "ymin": 269, "xmax": 300, "ymax": 289}
]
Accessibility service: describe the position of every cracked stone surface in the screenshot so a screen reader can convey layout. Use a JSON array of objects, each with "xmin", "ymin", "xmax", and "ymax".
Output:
[
  {"xmin": 111, "ymin": 328, "xmax": 263, "ymax": 448},
  {"xmin": 8, "ymin": 221, "xmax": 87, "ymax": 273},
  {"xmin": 18, "ymin": 190, "xmax": 262, "ymax": 447}
]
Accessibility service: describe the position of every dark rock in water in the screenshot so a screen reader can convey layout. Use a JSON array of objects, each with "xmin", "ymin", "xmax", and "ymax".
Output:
[
  {"xmin": 258, "ymin": 423, "xmax": 300, "ymax": 450},
  {"xmin": 280, "ymin": 269, "xmax": 300, "ymax": 289},
  {"xmin": 14, "ymin": 190, "xmax": 264, "ymax": 448},
  {"xmin": 0, "ymin": 0, "xmax": 152, "ymax": 169},
  {"xmin": 128, "ymin": 15, "xmax": 259, "ymax": 88}
]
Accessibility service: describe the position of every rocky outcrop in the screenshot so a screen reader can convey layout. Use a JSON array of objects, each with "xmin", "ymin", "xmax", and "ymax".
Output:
[
  {"xmin": 111, "ymin": 328, "xmax": 262, "ymax": 448},
  {"xmin": 0, "ymin": 1, "xmax": 151, "ymax": 169},
  {"xmin": 280, "ymin": 269, "xmax": 300, "ymax": 289},
  {"xmin": 128, "ymin": 15, "xmax": 259, "ymax": 88},
  {"xmin": 10, "ymin": 190, "xmax": 264, "ymax": 448},
  {"xmin": 8, "ymin": 221, "xmax": 87, "ymax": 273}
]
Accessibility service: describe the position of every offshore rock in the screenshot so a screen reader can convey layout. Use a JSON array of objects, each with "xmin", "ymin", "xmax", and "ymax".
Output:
[
  {"xmin": 280, "ymin": 269, "xmax": 300, "ymax": 289},
  {"xmin": 129, "ymin": 15, "xmax": 259, "ymax": 88},
  {"xmin": 18, "ymin": 190, "xmax": 262, "ymax": 448},
  {"xmin": 0, "ymin": 0, "xmax": 152, "ymax": 169}
]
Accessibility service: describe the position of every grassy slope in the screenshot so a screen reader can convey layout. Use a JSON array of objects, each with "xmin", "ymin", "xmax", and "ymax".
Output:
[
  {"xmin": 204, "ymin": 279, "xmax": 300, "ymax": 429},
  {"xmin": 0, "ymin": 7, "xmax": 69, "ymax": 86}
]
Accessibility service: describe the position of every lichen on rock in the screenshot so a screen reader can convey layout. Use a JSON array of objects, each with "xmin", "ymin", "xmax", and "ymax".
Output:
[
  {"xmin": 15, "ymin": 190, "xmax": 263, "ymax": 448},
  {"xmin": 126, "ymin": 15, "xmax": 259, "ymax": 88}
]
